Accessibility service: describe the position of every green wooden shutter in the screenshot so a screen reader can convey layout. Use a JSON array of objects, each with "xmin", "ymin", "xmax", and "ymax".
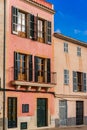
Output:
[
  {"xmin": 34, "ymin": 56, "xmax": 38, "ymax": 82},
  {"xmin": 45, "ymin": 21, "xmax": 52, "ymax": 44},
  {"xmin": 8, "ymin": 97, "xmax": 17, "ymax": 128},
  {"xmin": 73, "ymin": 71, "xmax": 78, "ymax": 92},
  {"xmin": 27, "ymin": 14, "xmax": 37, "ymax": 40},
  {"xmin": 47, "ymin": 59, "xmax": 51, "ymax": 83},
  {"xmin": 83, "ymin": 73, "xmax": 86, "ymax": 92},
  {"xmin": 29, "ymin": 55, "xmax": 33, "ymax": 81},
  {"xmin": 12, "ymin": 6, "xmax": 18, "ymax": 34},
  {"xmin": 14, "ymin": 52, "xmax": 17, "ymax": 80}
]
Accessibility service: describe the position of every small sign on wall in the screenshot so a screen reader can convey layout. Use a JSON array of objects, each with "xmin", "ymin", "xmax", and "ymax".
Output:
[{"xmin": 20, "ymin": 122, "xmax": 27, "ymax": 129}]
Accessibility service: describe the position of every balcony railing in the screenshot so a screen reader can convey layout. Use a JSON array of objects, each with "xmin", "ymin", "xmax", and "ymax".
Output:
[{"xmin": 12, "ymin": 68, "xmax": 57, "ymax": 85}]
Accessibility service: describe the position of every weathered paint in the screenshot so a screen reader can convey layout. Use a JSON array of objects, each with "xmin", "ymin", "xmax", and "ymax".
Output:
[
  {"xmin": 54, "ymin": 35, "xmax": 87, "ymax": 126},
  {"xmin": 5, "ymin": 0, "xmax": 55, "ymax": 129}
]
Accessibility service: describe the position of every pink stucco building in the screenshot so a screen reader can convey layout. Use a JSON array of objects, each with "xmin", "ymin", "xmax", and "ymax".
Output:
[{"xmin": 0, "ymin": 0, "xmax": 56, "ymax": 129}]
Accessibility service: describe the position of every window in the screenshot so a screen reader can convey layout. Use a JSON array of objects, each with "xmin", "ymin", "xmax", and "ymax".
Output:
[
  {"xmin": 12, "ymin": 6, "xmax": 52, "ymax": 44},
  {"xmin": 14, "ymin": 52, "xmax": 33, "ymax": 81},
  {"xmin": 21, "ymin": 122, "xmax": 27, "ymax": 129},
  {"xmin": 8, "ymin": 97, "xmax": 17, "ymax": 128},
  {"xmin": 17, "ymin": 11, "xmax": 26, "ymax": 37},
  {"xmin": 64, "ymin": 69, "xmax": 69, "ymax": 85},
  {"xmin": 22, "ymin": 104, "xmax": 29, "ymax": 113},
  {"xmin": 73, "ymin": 71, "xmax": 86, "ymax": 92},
  {"xmin": 34, "ymin": 57, "xmax": 51, "ymax": 83},
  {"xmin": 64, "ymin": 43, "xmax": 68, "ymax": 53},
  {"xmin": 12, "ymin": 7, "xmax": 26, "ymax": 37},
  {"xmin": 38, "ymin": 19, "xmax": 45, "ymax": 42},
  {"xmin": 77, "ymin": 47, "xmax": 81, "ymax": 56}
]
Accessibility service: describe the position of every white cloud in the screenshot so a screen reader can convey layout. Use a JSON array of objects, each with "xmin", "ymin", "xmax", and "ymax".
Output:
[
  {"xmin": 74, "ymin": 29, "xmax": 87, "ymax": 36},
  {"xmin": 55, "ymin": 29, "xmax": 61, "ymax": 33},
  {"xmin": 74, "ymin": 29, "xmax": 81, "ymax": 34}
]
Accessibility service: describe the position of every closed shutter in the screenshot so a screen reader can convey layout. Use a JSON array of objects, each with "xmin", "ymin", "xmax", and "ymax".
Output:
[
  {"xmin": 64, "ymin": 70, "xmax": 69, "ymax": 85},
  {"xmin": 27, "ymin": 14, "xmax": 37, "ymax": 40},
  {"xmin": 83, "ymin": 73, "xmax": 86, "ymax": 92},
  {"xmin": 73, "ymin": 71, "xmax": 78, "ymax": 92},
  {"xmin": 47, "ymin": 59, "xmax": 51, "ymax": 83},
  {"xmin": 8, "ymin": 97, "xmax": 17, "ymax": 128},
  {"xmin": 34, "ymin": 56, "xmax": 38, "ymax": 82},
  {"xmin": 29, "ymin": 55, "xmax": 33, "ymax": 81},
  {"xmin": 45, "ymin": 21, "xmax": 52, "ymax": 44},
  {"xmin": 12, "ymin": 6, "xmax": 18, "ymax": 34}
]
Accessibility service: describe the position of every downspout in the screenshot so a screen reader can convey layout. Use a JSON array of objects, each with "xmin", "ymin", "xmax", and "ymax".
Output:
[{"xmin": 3, "ymin": 0, "xmax": 6, "ymax": 129}]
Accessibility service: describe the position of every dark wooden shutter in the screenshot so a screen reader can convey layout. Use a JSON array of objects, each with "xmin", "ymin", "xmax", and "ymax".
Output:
[
  {"xmin": 83, "ymin": 73, "xmax": 86, "ymax": 92},
  {"xmin": 12, "ymin": 6, "xmax": 18, "ymax": 34},
  {"xmin": 45, "ymin": 21, "xmax": 52, "ymax": 44},
  {"xmin": 8, "ymin": 97, "xmax": 17, "ymax": 128},
  {"xmin": 27, "ymin": 14, "xmax": 37, "ymax": 40},
  {"xmin": 47, "ymin": 59, "xmax": 51, "ymax": 83},
  {"xmin": 73, "ymin": 71, "xmax": 78, "ymax": 92},
  {"xmin": 14, "ymin": 52, "xmax": 17, "ymax": 80},
  {"xmin": 34, "ymin": 56, "xmax": 38, "ymax": 82},
  {"xmin": 29, "ymin": 55, "xmax": 33, "ymax": 81}
]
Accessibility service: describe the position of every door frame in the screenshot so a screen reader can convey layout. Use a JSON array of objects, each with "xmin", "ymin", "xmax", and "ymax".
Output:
[
  {"xmin": 59, "ymin": 100, "xmax": 67, "ymax": 126},
  {"xmin": 76, "ymin": 101, "xmax": 84, "ymax": 125}
]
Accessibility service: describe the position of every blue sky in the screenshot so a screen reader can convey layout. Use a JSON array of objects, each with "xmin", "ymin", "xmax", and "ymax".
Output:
[{"xmin": 47, "ymin": 0, "xmax": 87, "ymax": 42}]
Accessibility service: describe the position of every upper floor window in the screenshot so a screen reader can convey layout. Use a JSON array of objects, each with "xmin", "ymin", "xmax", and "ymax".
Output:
[
  {"xmin": 14, "ymin": 52, "xmax": 57, "ymax": 84},
  {"xmin": 34, "ymin": 57, "xmax": 51, "ymax": 83},
  {"xmin": 38, "ymin": 19, "xmax": 45, "ymax": 43},
  {"xmin": 14, "ymin": 52, "xmax": 33, "ymax": 81},
  {"xmin": 64, "ymin": 43, "xmax": 68, "ymax": 53},
  {"xmin": 73, "ymin": 71, "xmax": 86, "ymax": 92},
  {"xmin": 17, "ymin": 11, "xmax": 26, "ymax": 37},
  {"xmin": 77, "ymin": 47, "xmax": 81, "ymax": 56},
  {"xmin": 12, "ymin": 6, "xmax": 52, "ymax": 44},
  {"xmin": 64, "ymin": 69, "xmax": 69, "ymax": 85}
]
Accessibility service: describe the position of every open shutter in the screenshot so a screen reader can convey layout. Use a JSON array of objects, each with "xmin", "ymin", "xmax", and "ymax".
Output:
[
  {"xmin": 12, "ymin": 6, "xmax": 18, "ymax": 34},
  {"xmin": 83, "ymin": 73, "xmax": 86, "ymax": 92},
  {"xmin": 14, "ymin": 52, "xmax": 17, "ymax": 80},
  {"xmin": 34, "ymin": 56, "xmax": 38, "ymax": 82},
  {"xmin": 47, "ymin": 59, "xmax": 51, "ymax": 83},
  {"xmin": 27, "ymin": 14, "xmax": 37, "ymax": 40},
  {"xmin": 45, "ymin": 21, "xmax": 52, "ymax": 44},
  {"xmin": 73, "ymin": 71, "xmax": 78, "ymax": 92},
  {"xmin": 29, "ymin": 55, "xmax": 33, "ymax": 81}
]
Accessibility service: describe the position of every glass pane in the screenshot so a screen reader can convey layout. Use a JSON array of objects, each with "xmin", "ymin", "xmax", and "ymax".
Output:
[
  {"xmin": 22, "ymin": 19, "xmax": 25, "ymax": 25},
  {"xmin": 22, "ymin": 26, "xmax": 25, "ymax": 32},
  {"xmin": 18, "ymin": 13, "xmax": 21, "ymax": 24},
  {"xmin": 17, "ymin": 25, "xmax": 21, "ymax": 31}
]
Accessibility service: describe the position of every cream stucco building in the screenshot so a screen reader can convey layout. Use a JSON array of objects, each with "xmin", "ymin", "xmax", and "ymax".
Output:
[{"xmin": 53, "ymin": 33, "xmax": 87, "ymax": 126}]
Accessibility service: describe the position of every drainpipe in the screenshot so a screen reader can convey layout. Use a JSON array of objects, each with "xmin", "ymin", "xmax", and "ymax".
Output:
[{"xmin": 3, "ymin": 0, "xmax": 6, "ymax": 129}]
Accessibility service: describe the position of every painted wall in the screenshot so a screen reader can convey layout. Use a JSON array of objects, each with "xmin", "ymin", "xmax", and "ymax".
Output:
[
  {"xmin": 53, "ymin": 36, "xmax": 87, "ymax": 125},
  {"xmin": 6, "ymin": 0, "xmax": 54, "ymax": 88},
  {"xmin": 5, "ymin": 0, "xmax": 55, "ymax": 129},
  {"xmin": 54, "ymin": 36, "xmax": 87, "ymax": 96},
  {"xmin": 0, "ymin": 0, "xmax": 4, "ymax": 129}
]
